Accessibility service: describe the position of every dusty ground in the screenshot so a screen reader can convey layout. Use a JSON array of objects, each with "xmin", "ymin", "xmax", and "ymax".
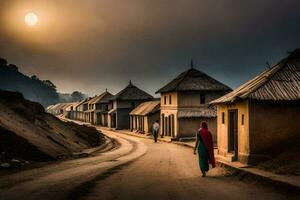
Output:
[
  {"xmin": 81, "ymin": 133, "xmax": 299, "ymax": 200},
  {"xmin": 258, "ymin": 141, "xmax": 300, "ymax": 175},
  {"xmin": 0, "ymin": 129, "xmax": 298, "ymax": 200}
]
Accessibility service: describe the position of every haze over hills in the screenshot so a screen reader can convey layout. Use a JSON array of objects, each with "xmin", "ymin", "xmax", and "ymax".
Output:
[{"xmin": 0, "ymin": 57, "xmax": 87, "ymax": 107}]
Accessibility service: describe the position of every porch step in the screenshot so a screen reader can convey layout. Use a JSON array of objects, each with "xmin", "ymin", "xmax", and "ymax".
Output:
[{"xmin": 216, "ymin": 153, "xmax": 235, "ymax": 162}]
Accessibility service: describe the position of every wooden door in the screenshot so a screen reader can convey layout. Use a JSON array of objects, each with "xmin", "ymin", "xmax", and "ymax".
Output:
[{"xmin": 228, "ymin": 109, "xmax": 238, "ymax": 160}]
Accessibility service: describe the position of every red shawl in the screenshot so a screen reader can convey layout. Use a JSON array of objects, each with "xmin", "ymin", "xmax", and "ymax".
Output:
[{"xmin": 199, "ymin": 122, "xmax": 216, "ymax": 168}]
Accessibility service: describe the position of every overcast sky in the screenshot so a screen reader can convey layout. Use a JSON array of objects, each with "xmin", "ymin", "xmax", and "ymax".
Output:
[{"xmin": 1, "ymin": 0, "xmax": 300, "ymax": 96}]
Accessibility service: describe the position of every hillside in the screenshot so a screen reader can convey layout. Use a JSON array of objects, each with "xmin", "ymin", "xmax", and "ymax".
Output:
[
  {"xmin": 0, "ymin": 58, "xmax": 59, "ymax": 107},
  {"xmin": 0, "ymin": 90, "xmax": 105, "ymax": 166},
  {"xmin": 0, "ymin": 58, "xmax": 87, "ymax": 107}
]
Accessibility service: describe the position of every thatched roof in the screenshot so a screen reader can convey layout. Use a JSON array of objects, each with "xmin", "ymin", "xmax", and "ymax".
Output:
[
  {"xmin": 212, "ymin": 49, "xmax": 300, "ymax": 104},
  {"xmin": 178, "ymin": 106, "xmax": 217, "ymax": 118},
  {"xmin": 156, "ymin": 68, "xmax": 231, "ymax": 93},
  {"xmin": 46, "ymin": 105, "xmax": 55, "ymax": 111},
  {"xmin": 89, "ymin": 91, "xmax": 114, "ymax": 104},
  {"xmin": 113, "ymin": 81, "xmax": 153, "ymax": 101},
  {"xmin": 74, "ymin": 98, "xmax": 89, "ymax": 109},
  {"xmin": 47, "ymin": 103, "xmax": 72, "ymax": 113},
  {"xmin": 65, "ymin": 102, "xmax": 79, "ymax": 111},
  {"xmin": 130, "ymin": 100, "xmax": 160, "ymax": 116}
]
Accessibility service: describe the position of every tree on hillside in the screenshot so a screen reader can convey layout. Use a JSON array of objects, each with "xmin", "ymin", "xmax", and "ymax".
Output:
[
  {"xmin": 31, "ymin": 75, "xmax": 39, "ymax": 80},
  {"xmin": 8, "ymin": 64, "xmax": 18, "ymax": 71},
  {"xmin": 0, "ymin": 58, "xmax": 60, "ymax": 107},
  {"xmin": 42, "ymin": 80, "xmax": 56, "ymax": 90},
  {"xmin": 0, "ymin": 58, "xmax": 8, "ymax": 67},
  {"xmin": 71, "ymin": 91, "xmax": 86, "ymax": 102}
]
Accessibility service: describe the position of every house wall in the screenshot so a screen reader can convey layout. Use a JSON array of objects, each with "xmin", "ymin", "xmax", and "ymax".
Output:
[
  {"xmin": 160, "ymin": 92, "xmax": 178, "ymax": 137},
  {"xmin": 178, "ymin": 117, "xmax": 217, "ymax": 142},
  {"xmin": 116, "ymin": 108, "xmax": 132, "ymax": 129},
  {"xmin": 147, "ymin": 112, "xmax": 160, "ymax": 133},
  {"xmin": 248, "ymin": 101, "xmax": 300, "ymax": 163},
  {"xmin": 216, "ymin": 100, "xmax": 250, "ymax": 163},
  {"xmin": 178, "ymin": 91, "xmax": 225, "ymax": 107}
]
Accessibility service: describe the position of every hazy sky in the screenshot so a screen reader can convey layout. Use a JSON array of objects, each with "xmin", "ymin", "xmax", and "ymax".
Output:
[{"xmin": 1, "ymin": 0, "xmax": 300, "ymax": 96}]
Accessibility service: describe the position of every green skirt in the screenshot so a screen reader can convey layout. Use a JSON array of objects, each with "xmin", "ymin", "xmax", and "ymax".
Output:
[{"xmin": 197, "ymin": 136, "xmax": 209, "ymax": 174}]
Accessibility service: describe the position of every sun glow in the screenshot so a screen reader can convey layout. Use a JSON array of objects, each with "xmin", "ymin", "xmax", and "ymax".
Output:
[{"xmin": 25, "ymin": 12, "xmax": 38, "ymax": 26}]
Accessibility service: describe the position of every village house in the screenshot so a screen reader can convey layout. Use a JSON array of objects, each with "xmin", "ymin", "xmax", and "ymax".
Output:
[
  {"xmin": 86, "ymin": 90, "xmax": 114, "ymax": 125},
  {"xmin": 64, "ymin": 102, "xmax": 78, "ymax": 119},
  {"xmin": 211, "ymin": 49, "xmax": 300, "ymax": 165},
  {"xmin": 156, "ymin": 66, "xmax": 231, "ymax": 141},
  {"xmin": 107, "ymin": 81, "xmax": 153, "ymax": 129},
  {"xmin": 74, "ymin": 98, "xmax": 90, "ymax": 122},
  {"xmin": 130, "ymin": 100, "xmax": 160, "ymax": 134}
]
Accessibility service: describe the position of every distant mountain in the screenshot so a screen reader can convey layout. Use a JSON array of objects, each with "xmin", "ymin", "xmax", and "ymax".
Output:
[{"xmin": 0, "ymin": 58, "xmax": 86, "ymax": 107}]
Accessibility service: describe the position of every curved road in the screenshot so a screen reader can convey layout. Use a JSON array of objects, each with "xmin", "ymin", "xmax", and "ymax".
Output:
[{"xmin": 0, "ymin": 129, "xmax": 298, "ymax": 200}]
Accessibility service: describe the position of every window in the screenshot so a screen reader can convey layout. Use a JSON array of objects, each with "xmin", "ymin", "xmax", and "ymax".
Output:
[
  {"xmin": 222, "ymin": 112, "xmax": 225, "ymax": 124},
  {"xmin": 105, "ymin": 105, "xmax": 109, "ymax": 111},
  {"xmin": 164, "ymin": 96, "xmax": 167, "ymax": 105},
  {"xmin": 200, "ymin": 94, "xmax": 205, "ymax": 104},
  {"xmin": 131, "ymin": 101, "xmax": 136, "ymax": 108},
  {"xmin": 241, "ymin": 114, "xmax": 245, "ymax": 125},
  {"xmin": 169, "ymin": 95, "xmax": 172, "ymax": 104}
]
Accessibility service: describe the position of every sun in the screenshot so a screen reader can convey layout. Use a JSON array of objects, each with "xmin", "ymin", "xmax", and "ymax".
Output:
[{"xmin": 25, "ymin": 12, "xmax": 38, "ymax": 26}]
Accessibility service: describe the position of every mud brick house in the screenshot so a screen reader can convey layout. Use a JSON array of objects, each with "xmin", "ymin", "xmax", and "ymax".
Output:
[
  {"xmin": 211, "ymin": 49, "xmax": 300, "ymax": 164},
  {"xmin": 86, "ymin": 90, "xmax": 114, "ymax": 126},
  {"xmin": 108, "ymin": 81, "xmax": 153, "ymax": 129},
  {"xmin": 156, "ymin": 66, "xmax": 231, "ymax": 141},
  {"xmin": 64, "ymin": 102, "xmax": 78, "ymax": 119},
  {"xmin": 74, "ymin": 98, "xmax": 89, "ymax": 122},
  {"xmin": 130, "ymin": 100, "xmax": 160, "ymax": 134}
]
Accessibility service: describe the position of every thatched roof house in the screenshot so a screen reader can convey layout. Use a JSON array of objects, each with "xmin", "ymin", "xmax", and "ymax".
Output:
[
  {"xmin": 130, "ymin": 100, "xmax": 160, "ymax": 134},
  {"xmin": 211, "ymin": 49, "xmax": 300, "ymax": 164},
  {"xmin": 113, "ymin": 81, "xmax": 153, "ymax": 101},
  {"xmin": 157, "ymin": 68, "xmax": 231, "ymax": 93},
  {"xmin": 156, "ymin": 67, "xmax": 231, "ymax": 139},
  {"xmin": 108, "ymin": 81, "xmax": 153, "ymax": 129},
  {"xmin": 130, "ymin": 100, "xmax": 160, "ymax": 116},
  {"xmin": 85, "ymin": 90, "xmax": 114, "ymax": 125},
  {"xmin": 212, "ymin": 50, "xmax": 300, "ymax": 103}
]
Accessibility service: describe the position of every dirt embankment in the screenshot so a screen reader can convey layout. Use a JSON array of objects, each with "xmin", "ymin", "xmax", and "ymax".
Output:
[
  {"xmin": 0, "ymin": 90, "xmax": 105, "ymax": 168},
  {"xmin": 258, "ymin": 137, "xmax": 300, "ymax": 176}
]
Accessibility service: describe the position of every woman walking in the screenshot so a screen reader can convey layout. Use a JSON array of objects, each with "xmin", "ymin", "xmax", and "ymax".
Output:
[{"xmin": 194, "ymin": 122, "xmax": 216, "ymax": 177}]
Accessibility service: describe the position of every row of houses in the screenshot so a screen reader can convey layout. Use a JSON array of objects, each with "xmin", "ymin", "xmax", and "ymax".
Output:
[{"xmin": 47, "ymin": 49, "xmax": 300, "ymax": 165}]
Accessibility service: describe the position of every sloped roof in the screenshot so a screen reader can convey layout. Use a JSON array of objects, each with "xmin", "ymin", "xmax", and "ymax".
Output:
[
  {"xmin": 74, "ymin": 99, "xmax": 86, "ymax": 108},
  {"xmin": 65, "ymin": 102, "xmax": 79, "ymax": 111},
  {"xmin": 80, "ymin": 97, "xmax": 91, "ymax": 105},
  {"xmin": 87, "ymin": 95, "xmax": 98, "ymax": 104},
  {"xmin": 156, "ymin": 68, "xmax": 231, "ymax": 93},
  {"xmin": 89, "ymin": 91, "xmax": 114, "ymax": 104},
  {"xmin": 211, "ymin": 49, "xmax": 300, "ymax": 104},
  {"xmin": 46, "ymin": 105, "xmax": 55, "ymax": 111},
  {"xmin": 113, "ymin": 81, "xmax": 153, "ymax": 101},
  {"xmin": 177, "ymin": 106, "xmax": 217, "ymax": 118},
  {"xmin": 130, "ymin": 100, "xmax": 160, "ymax": 116},
  {"xmin": 47, "ymin": 103, "xmax": 70, "ymax": 113}
]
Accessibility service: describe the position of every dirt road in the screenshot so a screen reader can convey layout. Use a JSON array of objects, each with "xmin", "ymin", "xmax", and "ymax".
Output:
[{"xmin": 0, "ymin": 129, "xmax": 298, "ymax": 200}]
